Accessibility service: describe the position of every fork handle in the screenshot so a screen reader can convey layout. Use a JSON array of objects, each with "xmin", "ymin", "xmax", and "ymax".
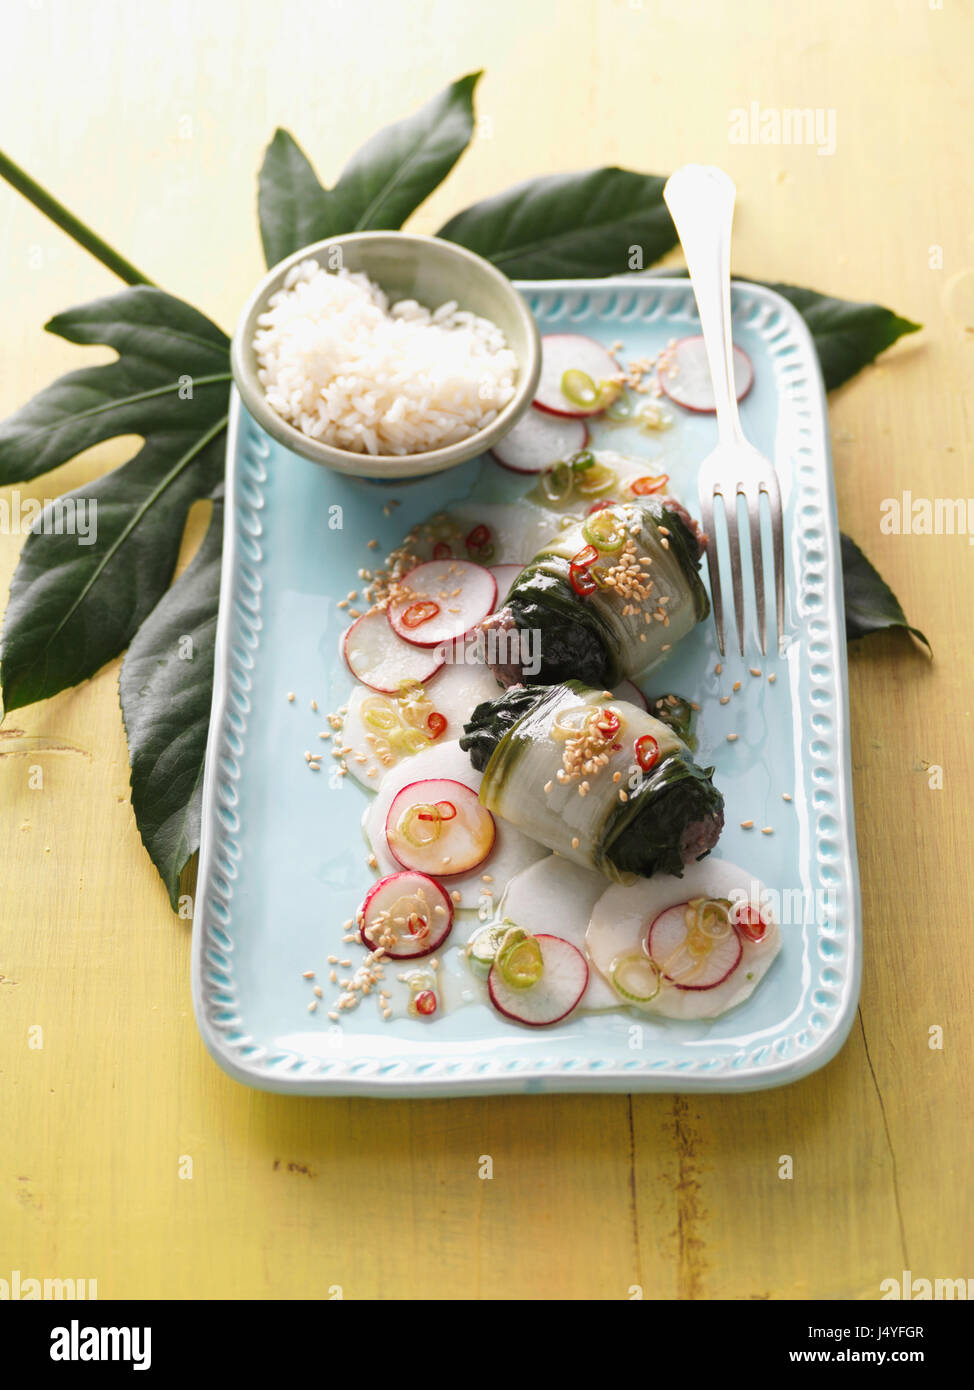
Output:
[{"xmin": 663, "ymin": 165, "xmax": 745, "ymax": 447}]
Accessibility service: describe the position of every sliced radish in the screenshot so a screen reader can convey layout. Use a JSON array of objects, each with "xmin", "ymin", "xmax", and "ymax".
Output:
[
  {"xmin": 385, "ymin": 777, "xmax": 495, "ymax": 876},
  {"xmin": 366, "ymin": 741, "xmax": 547, "ymax": 908},
  {"xmin": 387, "ymin": 559, "xmax": 497, "ymax": 649},
  {"xmin": 359, "ymin": 871, "xmax": 453, "ymax": 959},
  {"xmin": 491, "ymin": 408, "xmax": 588, "ymax": 474},
  {"xmin": 647, "ymin": 902, "xmax": 742, "ymax": 991},
  {"xmin": 342, "ymin": 610, "xmax": 445, "ymax": 694},
  {"xmin": 488, "ymin": 563, "xmax": 524, "ymax": 606},
  {"xmin": 488, "ymin": 934, "xmax": 589, "ymax": 1026},
  {"xmin": 585, "ymin": 859, "xmax": 781, "ymax": 1020},
  {"xmin": 534, "ymin": 334, "xmax": 622, "ymax": 418},
  {"xmin": 612, "ymin": 679, "xmax": 649, "ymax": 712},
  {"xmin": 658, "ymin": 335, "xmax": 754, "ymax": 413},
  {"xmin": 496, "ymin": 856, "xmax": 617, "ymax": 1010}
]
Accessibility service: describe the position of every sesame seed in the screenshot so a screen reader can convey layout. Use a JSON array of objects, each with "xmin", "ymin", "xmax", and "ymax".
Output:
[
  {"xmin": 750, "ymin": 667, "xmax": 761, "ymax": 677},
  {"xmin": 715, "ymin": 663, "xmax": 722, "ymax": 675},
  {"xmin": 451, "ymin": 891, "xmax": 461, "ymax": 903},
  {"xmin": 762, "ymin": 826, "xmax": 773, "ymax": 835},
  {"xmin": 619, "ymin": 789, "xmax": 628, "ymax": 802},
  {"xmin": 726, "ymin": 733, "xmax": 739, "ymax": 743},
  {"xmin": 367, "ymin": 539, "xmax": 379, "ymax": 549},
  {"xmin": 733, "ymin": 680, "xmax": 742, "ymax": 692},
  {"xmin": 782, "ymin": 792, "xmax": 792, "ymax": 802},
  {"xmin": 741, "ymin": 820, "xmax": 754, "ymax": 829},
  {"xmin": 308, "ymin": 1000, "xmax": 318, "ymax": 1014},
  {"xmin": 768, "ymin": 673, "xmax": 777, "ymax": 684},
  {"xmin": 287, "ymin": 692, "xmax": 295, "ymax": 703},
  {"xmin": 571, "ymin": 836, "xmax": 580, "ymax": 850},
  {"xmin": 543, "ymin": 779, "xmax": 553, "ymax": 793},
  {"xmin": 330, "ymin": 970, "xmax": 337, "ymax": 983},
  {"xmin": 313, "ymin": 986, "xmax": 323, "ymax": 999},
  {"xmin": 328, "ymin": 1012, "xmax": 339, "ymax": 1022},
  {"xmin": 310, "ymin": 699, "xmax": 318, "ymax": 711}
]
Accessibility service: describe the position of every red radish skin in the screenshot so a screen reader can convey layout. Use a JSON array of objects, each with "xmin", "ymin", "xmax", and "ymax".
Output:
[
  {"xmin": 385, "ymin": 777, "xmax": 495, "ymax": 876},
  {"xmin": 491, "ymin": 408, "xmax": 588, "ymax": 474},
  {"xmin": 359, "ymin": 871, "xmax": 453, "ymax": 959},
  {"xmin": 658, "ymin": 335, "xmax": 754, "ymax": 413},
  {"xmin": 387, "ymin": 559, "xmax": 497, "ymax": 649},
  {"xmin": 534, "ymin": 334, "xmax": 622, "ymax": 418},
  {"xmin": 342, "ymin": 610, "xmax": 445, "ymax": 694},
  {"xmin": 647, "ymin": 902, "xmax": 742, "ymax": 990},
  {"xmin": 487, "ymin": 934, "xmax": 590, "ymax": 1026}
]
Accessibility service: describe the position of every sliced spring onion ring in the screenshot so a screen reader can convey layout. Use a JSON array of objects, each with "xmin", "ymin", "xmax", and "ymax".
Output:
[
  {"xmin": 398, "ymin": 803, "xmax": 444, "ymax": 847},
  {"xmin": 496, "ymin": 929, "xmax": 544, "ymax": 990},
  {"xmin": 561, "ymin": 369, "xmax": 599, "ymax": 408},
  {"xmin": 581, "ymin": 509, "xmax": 626, "ymax": 552},
  {"xmin": 466, "ymin": 924, "xmax": 509, "ymax": 973},
  {"xmin": 573, "ymin": 460, "xmax": 617, "ymax": 495},
  {"xmin": 610, "ymin": 953, "xmax": 662, "ymax": 1003}
]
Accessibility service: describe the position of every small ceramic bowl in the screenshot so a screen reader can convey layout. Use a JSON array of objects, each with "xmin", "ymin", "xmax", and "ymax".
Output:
[{"xmin": 230, "ymin": 232, "xmax": 541, "ymax": 481}]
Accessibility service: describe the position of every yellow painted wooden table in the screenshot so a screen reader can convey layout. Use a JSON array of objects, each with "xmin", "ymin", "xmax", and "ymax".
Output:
[{"xmin": 2, "ymin": 0, "xmax": 971, "ymax": 1300}]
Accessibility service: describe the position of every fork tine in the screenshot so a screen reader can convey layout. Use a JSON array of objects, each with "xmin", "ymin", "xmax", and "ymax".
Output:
[
  {"xmin": 722, "ymin": 485, "xmax": 746, "ymax": 656},
  {"xmin": 745, "ymin": 483, "xmax": 767, "ymax": 655},
  {"xmin": 762, "ymin": 468, "xmax": 785, "ymax": 650},
  {"xmin": 698, "ymin": 485, "xmax": 726, "ymax": 657}
]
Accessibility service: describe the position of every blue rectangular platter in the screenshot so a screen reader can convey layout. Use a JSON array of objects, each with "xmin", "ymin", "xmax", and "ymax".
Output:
[{"xmin": 192, "ymin": 277, "xmax": 861, "ymax": 1096}]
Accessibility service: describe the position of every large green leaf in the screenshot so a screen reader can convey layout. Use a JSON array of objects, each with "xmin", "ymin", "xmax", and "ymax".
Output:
[
  {"xmin": 759, "ymin": 282, "xmax": 921, "ymax": 391},
  {"xmin": 258, "ymin": 73, "xmax": 481, "ymax": 266},
  {"xmin": 120, "ymin": 502, "xmax": 223, "ymax": 906},
  {"xmin": 0, "ymin": 287, "xmax": 230, "ymax": 711},
  {"xmin": 437, "ymin": 167, "xmax": 677, "ymax": 277},
  {"xmin": 840, "ymin": 533, "xmax": 930, "ymax": 652}
]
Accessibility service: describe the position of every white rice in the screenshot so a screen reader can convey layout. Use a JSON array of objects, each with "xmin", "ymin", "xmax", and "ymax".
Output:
[{"xmin": 253, "ymin": 259, "xmax": 518, "ymax": 456}]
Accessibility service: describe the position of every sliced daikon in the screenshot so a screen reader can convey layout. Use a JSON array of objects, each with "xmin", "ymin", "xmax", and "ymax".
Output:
[
  {"xmin": 495, "ymin": 855, "xmax": 617, "ymax": 1010},
  {"xmin": 585, "ymin": 858, "xmax": 781, "ymax": 1019}
]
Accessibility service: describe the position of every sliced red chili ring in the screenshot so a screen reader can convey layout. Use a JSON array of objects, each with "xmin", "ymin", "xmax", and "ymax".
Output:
[
  {"xmin": 733, "ymin": 906, "xmax": 768, "ymax": 942},
  {"xmin": 417, "ymin": 799, "xmax": 457, "ymax": 823},
  {"xmin": 427, "ymin": 711, "xmax": 447, "ymax": 740},
  {"xmin": 586, "ymin": 499, "xmax": 617, "ymax": 515},
  {"xmin": 414, "ymin": 990, "xmax": 437, "ymax": 1016},
  {"xmin": 595, "ymin": 708, "xmax": 620, "ymax": 739},
  {"xmin": 401, "ymin": 599, "xmax": 440, "ymax": 629},
  {"xmin": 629, "ymin": 473, "xmax": 669, "ymax": 496},
  {"xmin": 635, "ymin": 734, "xmax": 660, "ymax": 772},
  {"xmin": 465, "ymin": 524, "xmax": 491, "ymax": 552},
  {"xmin": 432, "ymin": 540, "xmax": 453, "ymax": 560},
  {"xmin": 570, "ymin": 563, "xmax": 598, "ymax": 597},
  {"xmin": 571, "ymin": 544, "xmax": 599, "ymax": 568}
]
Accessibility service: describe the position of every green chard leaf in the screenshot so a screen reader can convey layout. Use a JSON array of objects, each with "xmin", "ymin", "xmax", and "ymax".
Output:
[
  {"xmin": 258, "ymin": 72, "xmax": 481, "ymax": 266},
  {"xmin": 0, "ymin": 286, "xmax": 231, "ymax": 711},
  {"xmin": 120, "ymin": 501, "xmax": 223, "ymax": 906},
  {"xmin": 437, "ymin": 167, "xmax": 677, "ymax": 278},
  {"xmin": 840, "ymin": 533, "xmax": 930, "ymax": 653}
]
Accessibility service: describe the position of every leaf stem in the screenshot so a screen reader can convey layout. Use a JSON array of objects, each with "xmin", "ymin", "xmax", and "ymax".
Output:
[{"xmin": 0, "ymin": 148, "xmax": 156, "ymax": 287}]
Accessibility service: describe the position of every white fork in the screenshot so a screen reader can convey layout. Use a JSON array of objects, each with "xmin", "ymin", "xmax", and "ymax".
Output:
[{"xmin": 663, "ymin": 164, "xmax": 785, "ymax": 656}]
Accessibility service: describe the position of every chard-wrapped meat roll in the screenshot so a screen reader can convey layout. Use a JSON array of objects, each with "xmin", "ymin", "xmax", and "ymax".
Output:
[
  {"xmin": 460, "ymin": 681, "xmax": 724, "ymax": 882},
  {"xmin": 479, "ymin": 496, "xmax": 709, "ymax": 688}
]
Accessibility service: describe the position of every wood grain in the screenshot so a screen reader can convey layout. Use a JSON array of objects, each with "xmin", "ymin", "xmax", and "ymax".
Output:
[{"xmin": 1, "ymin": 0, "xmax": 971, "ymax": 1300}]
